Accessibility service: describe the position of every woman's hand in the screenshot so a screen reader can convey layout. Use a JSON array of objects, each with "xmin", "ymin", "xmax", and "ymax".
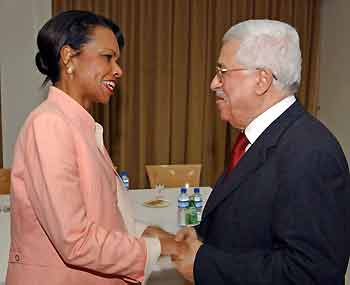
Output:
[{"xmin": 142, "ymin": 225, "xmax": 174, "ymax": 240}]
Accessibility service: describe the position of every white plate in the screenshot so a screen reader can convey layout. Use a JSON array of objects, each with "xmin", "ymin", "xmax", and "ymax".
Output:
[{"xmin": 142, "ymin": 199, "xmax": 170, "ymax": 208}]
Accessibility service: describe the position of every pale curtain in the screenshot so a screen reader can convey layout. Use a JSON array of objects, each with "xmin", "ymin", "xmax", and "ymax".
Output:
[{"xmin": 53, "ymin": 0, "xmax": 320, "ymax": 188}]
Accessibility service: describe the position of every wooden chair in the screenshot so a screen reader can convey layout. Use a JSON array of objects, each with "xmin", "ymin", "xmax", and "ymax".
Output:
[
  {"xmin": 145, "ymin": 164, "xmax": 201, "ymax": 188},
  {"xmin": 0, "ymin": 168, "xmax": 11, "ymax": 195}
]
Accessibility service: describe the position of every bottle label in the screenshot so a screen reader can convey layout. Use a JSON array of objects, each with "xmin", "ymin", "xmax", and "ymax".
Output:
[
  {"xmin": 122, "ymin": 178, "xmax": 129, "ymax": 189},
  {"xmin": 178, "ymin": 200, "xmax": 189, "ymax": 208}
]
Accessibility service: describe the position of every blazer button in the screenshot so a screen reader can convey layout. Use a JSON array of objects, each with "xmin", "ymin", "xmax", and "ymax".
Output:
[{"xmin": 15, "ymin": 254, "xmax": 20, "ymax": 262}]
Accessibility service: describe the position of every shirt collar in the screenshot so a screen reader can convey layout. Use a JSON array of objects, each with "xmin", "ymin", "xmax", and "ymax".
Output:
[{"xmin": 245, "ymin": 96, "xmax": 296, "ymax": 145}]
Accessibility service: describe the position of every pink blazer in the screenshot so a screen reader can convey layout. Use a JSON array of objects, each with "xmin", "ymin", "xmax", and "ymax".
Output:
[{"xmin": 6, "ymin": 87, "xmax": 147, "ymax": 284}]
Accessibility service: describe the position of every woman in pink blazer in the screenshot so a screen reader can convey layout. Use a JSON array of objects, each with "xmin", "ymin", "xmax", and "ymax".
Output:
[{"xmin": 6, "ymin": 10, "xmax": 177, "ymax": 285}]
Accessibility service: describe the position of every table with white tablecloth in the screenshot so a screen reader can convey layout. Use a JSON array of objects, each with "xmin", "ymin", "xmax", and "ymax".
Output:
[
  {"xmin": 0, "ymin": 195, "xmax": 10, "ymax": 285},
  {"xmin": 0, "ymin": 187, "xmax": 212, "ymax": 284},
  {"xmin": 128, "ymin": 187, "xmax": 212, "ymax": 284},
  {"xmin": 0, "ymin": 211, "xmax": 10, "ymax": 285},
  {"xmin": 128, "ymin": 187, "xmax": 212, "ymax": 234}
]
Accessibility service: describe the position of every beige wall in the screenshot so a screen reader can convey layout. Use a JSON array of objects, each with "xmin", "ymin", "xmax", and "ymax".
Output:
[
  {"xmin": 0, "ymin": 0, "xmax": 51, "ymax": 167},
  {"xmin": 319, "ymin": 0, "xmax": 350, "ymax": 162},
  {"xmin": 320, "ymin": 1, "xmax": 350, "ymax": 283}
]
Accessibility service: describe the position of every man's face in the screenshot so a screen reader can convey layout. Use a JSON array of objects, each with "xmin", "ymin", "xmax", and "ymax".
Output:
[{"xmin": 210, "ymin": 40, "xmax": 259, "ymax": 129}]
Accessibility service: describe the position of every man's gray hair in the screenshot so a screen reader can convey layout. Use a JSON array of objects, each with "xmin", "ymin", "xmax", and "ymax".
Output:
[{"xmin": 223, "ymin": 19, "xmax": 301, "ymax": 94}]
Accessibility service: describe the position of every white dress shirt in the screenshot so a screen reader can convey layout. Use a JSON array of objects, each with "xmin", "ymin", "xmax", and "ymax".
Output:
[{"xmin": 244, "ymin": 96, "xmax": 296, "ymax": 150}]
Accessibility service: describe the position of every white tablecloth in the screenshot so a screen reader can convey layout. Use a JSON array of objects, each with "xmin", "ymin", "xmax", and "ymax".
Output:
[
  {"xmin": 0, "ymin": 195, "xmax": 10, "ymax": 284},
  {"xmin": 128, "ymin": 187, "xmax": 212, "ymax": 234},
  {"xmin": 0, "ymin": 211, "xmax": 10, "ymax": 284},
  {"xmin": 0, "ymin": 187, "xmax": 212, "ymax": 284}
]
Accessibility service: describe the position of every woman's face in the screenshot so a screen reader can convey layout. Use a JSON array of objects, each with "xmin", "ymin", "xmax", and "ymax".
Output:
[{"xmin": 69, "ymin": 26, "xmax": 123, "ymax": 109}]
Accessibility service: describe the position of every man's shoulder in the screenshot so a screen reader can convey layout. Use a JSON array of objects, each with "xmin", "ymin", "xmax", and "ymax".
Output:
[
  {"xmin": 285, "ymin": 111, "xmax": 339, "ymax": 148},
  {"xmin": 275, "ymin": 111, "xmax": 348, "ymax": 168}
]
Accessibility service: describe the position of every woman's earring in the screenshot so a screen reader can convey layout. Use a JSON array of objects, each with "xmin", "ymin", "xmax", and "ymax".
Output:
[{"xmin": 67, "ymin": 66, "xmax": 74, "ymax": 74}]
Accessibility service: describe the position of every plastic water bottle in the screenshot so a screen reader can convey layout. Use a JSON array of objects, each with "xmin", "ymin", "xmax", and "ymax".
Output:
[
  {"xmin": 119, "ymin": 171, "xmax": 129, "ymax": 190},
  {"xmin": 177, "ymin": 187, "xmax": 189, "ymax": 226},
  {"xmin": 193, "ymin": 188, "xmax": 203, "ymax": 222}
]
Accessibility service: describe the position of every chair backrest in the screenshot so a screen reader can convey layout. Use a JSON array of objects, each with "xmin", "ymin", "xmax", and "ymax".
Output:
[
  {"xmin": 145, "ymin": 164, "xmax": 201, "ymax": 188},
  {"xmin": 0, "ymin": 168, "xmax": 11, "ymax": 195}
]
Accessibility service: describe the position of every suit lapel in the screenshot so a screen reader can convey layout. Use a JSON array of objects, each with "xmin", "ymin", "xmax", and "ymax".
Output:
[
  {"xmin": 202, "ymin": 101, "xmax": 305, "ymax": 219},
  {"xmin": 202, "ymin": 137, "xmax": 267, "ymax": 219}
]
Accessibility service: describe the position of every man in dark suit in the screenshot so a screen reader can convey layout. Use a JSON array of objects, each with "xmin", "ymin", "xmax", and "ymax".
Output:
[{"xmin": 172, "ymin": 19, "xmax": 350, "ymax": 284}]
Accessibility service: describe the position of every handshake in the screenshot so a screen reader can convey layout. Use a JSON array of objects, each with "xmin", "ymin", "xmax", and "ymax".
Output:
[{"xmin": 143, "ymin": 225, "xmax": 203, "ymax": 282}]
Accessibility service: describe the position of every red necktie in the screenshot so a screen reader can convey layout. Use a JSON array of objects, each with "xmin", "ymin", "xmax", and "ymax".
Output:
[{"xmin": 227, "ymin": 131, "xmax": 249, "ymax": 173}]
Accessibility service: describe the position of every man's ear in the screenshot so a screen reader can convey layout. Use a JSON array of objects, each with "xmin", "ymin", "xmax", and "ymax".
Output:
[{"xmin": 255, "ymin": 69, "xmax": 273, "ymax": 96}]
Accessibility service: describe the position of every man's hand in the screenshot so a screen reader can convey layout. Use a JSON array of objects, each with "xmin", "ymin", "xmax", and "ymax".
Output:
[
  {"xmin": 175, "ymin": 226, "xmax": 197, "ymax": 242},
  {"xmin": 172, "ymin": 235, "xmax": 203, "ymax": 282},
  {"xmin": 159, "ymin": 237, "xmax": 185, "ymax": 256}
]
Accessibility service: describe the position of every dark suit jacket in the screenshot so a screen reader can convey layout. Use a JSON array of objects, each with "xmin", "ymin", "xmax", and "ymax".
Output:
[{"xmin": 194, "ymin": 101, "xmax": 350, "ymax": 285}]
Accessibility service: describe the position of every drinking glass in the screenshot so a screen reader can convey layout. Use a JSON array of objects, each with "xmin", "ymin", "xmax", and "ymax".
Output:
[
  {"xmin": 155, "ymin": 184, "xmax": 165, "ymax": 199},
  {"xmin": 0, "ymin": 195, "xmax": 10, "ymax": 213}
]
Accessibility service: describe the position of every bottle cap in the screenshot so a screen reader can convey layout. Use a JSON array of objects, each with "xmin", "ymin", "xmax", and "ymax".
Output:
[
  {"xmin": 180, "ymin": 187, "xmax": 187, "ymax": 193},
  {"xmin": 194, "ymin": 188, "xmax": 200, "ymax": 193}
]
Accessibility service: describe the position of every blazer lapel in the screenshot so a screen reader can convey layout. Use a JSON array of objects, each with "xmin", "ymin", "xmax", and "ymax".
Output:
[
  {"xmin": 202, "ymin": 138, "xmax": 267, "ymax": 219},
  {"xmin": 202, "ymin": 101, "xmax": 305, "ymax": 219}
]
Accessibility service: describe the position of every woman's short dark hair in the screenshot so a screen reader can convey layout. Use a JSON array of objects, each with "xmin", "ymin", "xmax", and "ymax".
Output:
[{"xmin": 35, "ymin": 10, "xmax": 124, "ymax": 85}]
